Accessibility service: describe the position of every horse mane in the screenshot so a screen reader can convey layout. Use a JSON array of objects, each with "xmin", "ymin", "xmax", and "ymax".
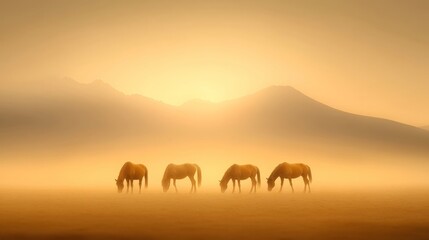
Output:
[
  {"xmin": 268, "ymin": 163, "xmax": 282, "ymax": 180},
  {"xmin": 117, "ymin": 162, "xmax": 131, "ymax": 182},
  {"xmin": 162, "ymin": 164, "xmax": 172, "ymax": 183},
  {"xmin": 220, "ymin": 166, "xmax": 232, "ymax": 184}
]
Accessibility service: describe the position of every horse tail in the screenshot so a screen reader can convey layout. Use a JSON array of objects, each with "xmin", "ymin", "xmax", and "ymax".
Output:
[
  {"xmin": 308, "ymin": 166, "xmax": 312, "ymax": 183},
  {"xmin": 256, "ymin": 167, "xmax": 261, "ymax": 187},
  {"xmin": 144, "ymin": 168, "xmax": 148, "ymax": 188},
  {"xmin": 194, "ymin": 164, "xmax": 202, "ymax": 187}
]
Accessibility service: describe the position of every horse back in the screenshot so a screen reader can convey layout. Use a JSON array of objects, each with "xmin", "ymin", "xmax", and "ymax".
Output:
[
  {"xmin": 279, "ymin": 163, "xmax": 304, "ymax": 178},
  {"xmin": 165, "ymin": 163, "xmax": 196, "ymax": 179},
  {"xmin": 229, "ymin": 164, "xmax": 257, "ymax": 180},
  {"xmin": 122, "ymin": 162, "xmax": 146, "ymax": 180}
]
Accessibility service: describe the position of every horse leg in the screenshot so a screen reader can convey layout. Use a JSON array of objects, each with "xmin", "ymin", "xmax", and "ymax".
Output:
[
  {"xmin": 238, "ymin": 180, "xmax": 241, "ymax": 193},
  {"xmin": 232, "ymin": 179, "xmax": 236, "ymax": 193},
  {"xmin": 173, "ymin": 179, "xmax": 178, "ymax": 193},
  {"xmin": 250, "ymin": 177, "xmax": 256, "ymax": 193},
  {"xmin": 126, "ymin": 179, "xmax": 130, "ymax": 193},
  {"xmin": 130, "ymin": 180, "xmax": 134, "ymax": 194},
  {"xmin": 253, "ymin": 178, "xmax": 257, "ymax": 193},
  {"xmin": 303, "ymin": 176, "xmax": 307, "ymax": 193},
  {"xmin": 289, "ymin": 178, "xmax": 294, "ymax": 193},
  {"xmin": 303, "ymin": 176, "xmax": 311, "ymax": 193},
  {"xmin": 139, "ymin": 179, "xmax": 142, "ymax": 194},
  {"xmin": 189, "ymin": 176, "xmax": 196, "ymax": 193},
  {"xmin": 279, "ymin": 178, "xmax": 284, "ymax": 192}
]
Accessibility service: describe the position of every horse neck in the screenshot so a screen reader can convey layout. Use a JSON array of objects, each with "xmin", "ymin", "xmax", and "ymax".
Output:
[
  {"xmin": 117, "ymin": 169, "xmax": 126, "ymax": 182},
  {"xmin": 162, "ymin": 170, "xmax": 170, "ymax": 182},
  {"xmin": 220, "ymin": 171, "xmax": 231, "ymax": 184},
  {"xmin": 269, "ymin": 166, "xmax": 280, "ymax": 181}
]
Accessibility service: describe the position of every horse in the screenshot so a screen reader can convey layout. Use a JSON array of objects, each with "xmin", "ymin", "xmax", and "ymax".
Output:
[
  {"xmin": 162, "ymin": 163, "xmax": 201, "ymax": 193},
  {"xmin": 219, "ymin": 164, "xmax": 261, "ymax": 193},
  {"xmin": 266, "ymin": 162, "xmax": 312, "ymax": 193},
  {"xmin": 115, "ymin": 161, "xmax": 148, "ymax": 193}
]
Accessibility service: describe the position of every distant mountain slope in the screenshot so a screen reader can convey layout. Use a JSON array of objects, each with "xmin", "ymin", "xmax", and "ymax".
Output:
[
  {"xmin": 0, "ymin": 79, "xmax": 177, "ymax": 146},
  {"xmin": 214, "ymin": 86, "xmax": 429, "ymax": 152},
  {"xmin": 1, "ymin": 79, "xmax": 429, "ymax": 157}
]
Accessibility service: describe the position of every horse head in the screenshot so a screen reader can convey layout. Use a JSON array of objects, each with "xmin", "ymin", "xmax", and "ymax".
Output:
[
  {"xmin": 162, "ymin": 178, "xmax": 170, "ymax": 192},
  {"xmin": 115, "ymin": 179, "xmax": 124, "ymax": 193},
  {"xmin": 267, "ymin": 177, "xmax": 275, "ymax": 191},
  {"xmin": 219, "ymin": 180, "xmax": 227, "ymax": 193}
]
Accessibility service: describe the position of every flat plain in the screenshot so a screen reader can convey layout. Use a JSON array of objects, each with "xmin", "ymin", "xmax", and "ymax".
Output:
[{"xmin": 1, "ymin": 189, "xmax": 429, "ymax": 240}]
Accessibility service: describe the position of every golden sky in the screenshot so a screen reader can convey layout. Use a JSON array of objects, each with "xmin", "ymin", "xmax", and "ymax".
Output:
[{"xmin": 1, "ymin": 0, "xmax": 428, "ymax": 126}]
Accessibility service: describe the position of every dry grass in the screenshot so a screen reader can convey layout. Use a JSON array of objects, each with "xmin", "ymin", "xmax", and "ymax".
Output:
[{"xmin": 1, "ymin": 190, "xmax": 429, "ymax": 239}]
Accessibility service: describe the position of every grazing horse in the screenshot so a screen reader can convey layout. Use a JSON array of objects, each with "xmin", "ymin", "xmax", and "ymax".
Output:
[
  {"xmin": 267, "ymin": 162, "xmax": 312, "ymax": 193},
  {"xmin": 219, "ymin": 164, "xmax": 261, "ymax": 193},
  {"xmin": 162, "ymin": 164, "xmax": 201, "ymax": 193},
  {"xmin": 115, "ymin": 161, "xmax": 148, "ymax": 193}
]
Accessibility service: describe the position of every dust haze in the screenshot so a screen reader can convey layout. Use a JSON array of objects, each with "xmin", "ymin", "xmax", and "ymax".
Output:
[
  {"xmin": 1, "ymin": 79, "xmax": 429, "ymax": 239},
  {"xmin": 2, "ymin": 0, "xmax": 429, "ymax": 239},
  {"xmin": 1, "ymin": 79, "xmax": 429, "ymax": 191}
]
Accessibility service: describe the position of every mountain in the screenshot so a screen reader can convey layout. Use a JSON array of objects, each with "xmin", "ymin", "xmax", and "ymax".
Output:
[
  {"xmin": 215, "ymin": 86, "xmax": 429, "ymax": 152},
  {"xmin": 0, "ymin": 79, "xmax": 177, "ymax": 150},
  {"xmin": 1, "ymin": 79, "xmax": 429, "ymax": 158},
  {"xmin": 422, "ymin": 126, "xmax": 429, "ymax": 131}
]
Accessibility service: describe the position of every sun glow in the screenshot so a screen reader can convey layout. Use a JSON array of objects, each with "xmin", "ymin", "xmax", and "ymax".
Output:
[{"xmin": 128, "ymin": 61, "xmax": 261, "ymax": 105}]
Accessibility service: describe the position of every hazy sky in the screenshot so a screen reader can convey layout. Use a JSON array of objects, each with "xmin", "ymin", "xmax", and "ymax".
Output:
[{"xmin": 1, "ymin": 0, "xmax": 428, "ymax": 126}]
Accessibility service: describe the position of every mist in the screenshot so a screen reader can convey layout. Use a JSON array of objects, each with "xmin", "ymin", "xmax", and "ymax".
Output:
[
  {"xmin": 2, "ymin": 1, "xmax": 429, "ymax": 239},
  {"xmin": 2, "ymin": 74, "xmax": 429, "ymax": 240}
]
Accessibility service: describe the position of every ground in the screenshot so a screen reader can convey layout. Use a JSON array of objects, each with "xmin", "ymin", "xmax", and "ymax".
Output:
[{"xmin": 1, "ymin": 190, "xmax": 429, "ymax": 239}]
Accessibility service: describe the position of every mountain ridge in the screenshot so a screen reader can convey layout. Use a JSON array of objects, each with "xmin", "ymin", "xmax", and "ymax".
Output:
[{"xmin": 1, "ymin": 79, "xmax": 428, "ymax": 158}]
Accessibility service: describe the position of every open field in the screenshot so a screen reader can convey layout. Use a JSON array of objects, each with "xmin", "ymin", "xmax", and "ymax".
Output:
[{"xmin": 1, "ymin": 189, "xmax": 429, "ymax": 240}]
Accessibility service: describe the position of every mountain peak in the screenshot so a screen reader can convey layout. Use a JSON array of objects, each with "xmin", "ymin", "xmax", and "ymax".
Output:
[
  {"xmin": 260, "ymin": 85, "xmax": 302, "ymax": 95},
  {"xmin": 87, "ymin": 80, "xmax": 122, "ymax": 95},
  {"xmin": 244, "ymin": 85, "xmax": 311, "ymax": 104},
  {"xmin": 88, "ymin": 79, "xmax": 113, "ymax": 89}
]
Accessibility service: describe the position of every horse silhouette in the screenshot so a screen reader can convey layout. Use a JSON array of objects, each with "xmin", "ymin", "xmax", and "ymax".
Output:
[
  {"xmin": 219, "ymin": 164, "xmax": 261, "ymax": 193},
  {"xmin": 162, "ymin": 163, "xmax": 201, "ymax": 193},
  {"xmin": 115, "ymin": 162, "xmax": 148, "ymax": 193},
  {"xmin": 267, "ymin": 162, "xmax": 312, "ymax": 193}
]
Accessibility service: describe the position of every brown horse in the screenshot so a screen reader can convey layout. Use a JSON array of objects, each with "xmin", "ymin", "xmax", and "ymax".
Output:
[
  {"xmin": 267, "ymin": 162, "xmax": 312, "ymax": 193},
  {"xmin": 162, "ymin": 164, "xmax": 201, "ymax": 193},
  {"xmin": 219, "ymin": 164, "xmax": 261, "ymax": 193},
  {"xmin": 115, "ymin": 162, "xmax": 148, "ymax": 193}
]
